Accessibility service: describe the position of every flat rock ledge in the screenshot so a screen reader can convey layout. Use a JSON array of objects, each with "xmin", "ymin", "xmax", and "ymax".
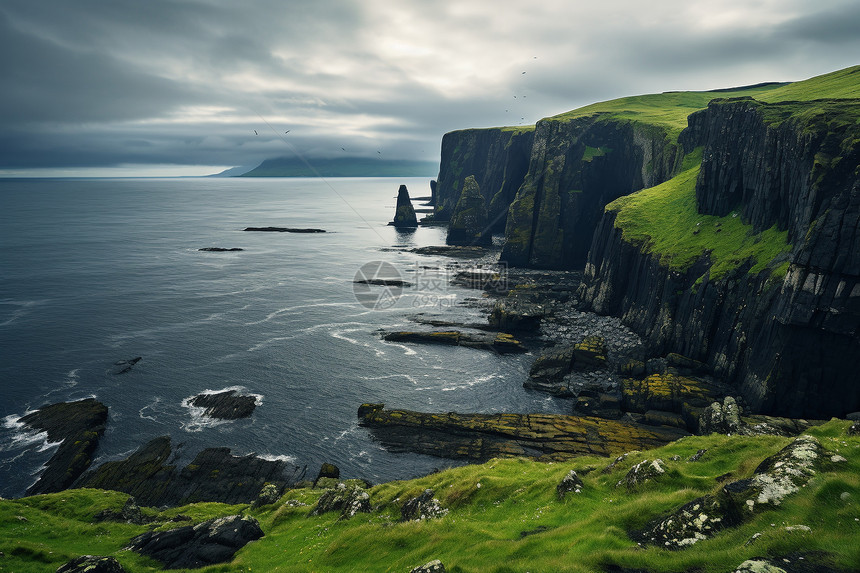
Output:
[
  {"xmin": 19, "ymin": 398, "xmax": 108, "ymax": 495},
  {"xmin": 381, "ymin": 330, "xmax": 527, "ymax": 354},
  {"xmin": 357, "ymin": 404, "xmax": 689, "ymax": 462},
  {"xmin": 128, "ymin": 514, "xmax": 263, "ymax": 569},
  {"xmin": 636, "ymin": 435, "xmax": 825, "ymax": 549},
  {"xmin": 243, "ymin": 226, "xmax": 325, "ymax": 233}
]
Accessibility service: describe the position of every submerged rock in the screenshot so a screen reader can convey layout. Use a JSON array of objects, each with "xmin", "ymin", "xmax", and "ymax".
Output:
[
  {"xmin": 447, "ymin": 175, "xmax": 491, "ymax": 246},
  {"xmin": 198, "ymin": 247, "xmax": 244, "ymax": 252},
  {"xmin": 410, "ymin": 245, "xmax": 492, "ymax": 258},
  {"xmin": 190, "ymin": 389, "xmax": 257, "ymax": 420},
  {"xmin": 128, "ymin": 515, "xmax": 263, "ymax": 569},
  {"xmin": 19, "ymin": 398, "xmax": 108, "ymax": 496},
  {"xmin": 391, "ymin": 184, "xmax": 418, "ymax": 228},
  {"xmin": 381, "ymin": 330, "xmax": 527, "ymax": 354},
  {"xmin": 111, "ymin": 356, "xmax": 142, "ymax": 375}
]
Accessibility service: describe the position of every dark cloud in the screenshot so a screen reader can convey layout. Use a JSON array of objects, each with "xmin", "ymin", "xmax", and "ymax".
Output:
[{"xmin": 0, "ymin": 0, "xmax": 856, "ymax": 174}]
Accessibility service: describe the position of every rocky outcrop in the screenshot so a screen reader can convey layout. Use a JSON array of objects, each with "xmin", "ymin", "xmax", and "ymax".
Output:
[
  {"xmin": 446, "ymin": 175, "xmax": 492, "ymax": 245},
  {"xmin": 243, "ymin": 227, "xmax": 325, "ymax": 233},
  {"xmin": 128, "ymin": 515, "xmax": 263, "ymax": 569},
  {"xmin": 637, "ymin": 435, "xmax": 824, "ymax": 548},
  {"xmin": 391, "ymin": 184, "xmax": 418, "ymax": 228},
  {"xmin": 578, "ymin": 98, "xmax": 860, "ymax": 418},
  {"xmin": 309, "ymin": 482, "xmax": 371, "ymax": 520},
  {"xmin": 501, "ymin": 114, "xmax": 682, "ymax": 269},
  {"xmin": 381, "ymin": 330, "xmax": 527, "ymax": 354},
  {"xmin": 410, "ymin": 560, "xmax": 447, "ymax": 573},
  {"xmin": 357, "ymin": 403, "xmax": 689, "ymax": 462},
  {"xmin": 56, "ymin": 556, "xmax": 127, "ymax": 573},
  {"xmin": 434, "ymin": 126, "xmax": 535, "ymax": 229},
  {"xmin": 400, "ymin": 489, "xmax": 448, "ymax": 521},
  {"xmin": 189, "ymin": 389, "xmax": 257, "ymax": 420},
  {"xmin": 19, "ymin": 398, "xmax": 108, "ymax": 496},
  {"xmin": 78, "ymin": 436, "xmax": 303, "ymax": 507},
  {"xmin": 556, "ymin": 469, "xmax": 584, "ymax": 499}
]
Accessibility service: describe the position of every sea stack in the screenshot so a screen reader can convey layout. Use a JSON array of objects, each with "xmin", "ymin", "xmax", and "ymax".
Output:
[
  {"xmin": 447, "ymin": 175, "xmax": 491, "ymax": 245},
  {"xmin": 391, "ymin": 184, "xmax": 418, "ymax": 228}
]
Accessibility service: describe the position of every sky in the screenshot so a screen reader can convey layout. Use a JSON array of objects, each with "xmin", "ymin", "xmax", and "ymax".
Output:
[{"xmin": 1, "ymin": 0, "xmax": 858, "ymax": 177}]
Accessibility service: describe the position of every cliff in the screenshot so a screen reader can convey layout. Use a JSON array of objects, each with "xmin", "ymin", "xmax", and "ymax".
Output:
[
  {"xmin": 434, "ymin": 126, "xmax": 534, "ymax": 230},
  {"xmin": 500, "ymin": 114, "xmax": 682, "ymax": 268},
  {"xmin": 578, "ymin": 94, "xmax": 860, "ymax": 418}
]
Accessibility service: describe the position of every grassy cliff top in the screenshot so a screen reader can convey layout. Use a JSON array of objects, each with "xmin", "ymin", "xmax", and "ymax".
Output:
[
  {"xmin": 2, "ymin": 420, "xmax": 858, "ymax": 572},
  {"xmin": 547, "ymin": 64, "xmax": 860, "ymax": 139}
]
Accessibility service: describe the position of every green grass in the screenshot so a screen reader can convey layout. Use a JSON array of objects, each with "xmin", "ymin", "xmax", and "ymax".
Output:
[
  {"xmin": 607, "ymin": 150, "xmax": 792, "ymax": 282},
  {"xmin": 545, "ymin": 64, "xmax": 860, "ymax": 141},
  {"xmin": 2, "ymin": 421, "xmax": 859, "ymax": 572}
]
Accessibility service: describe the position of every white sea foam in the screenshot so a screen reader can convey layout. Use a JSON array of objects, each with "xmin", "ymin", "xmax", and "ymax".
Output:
[
  {"xmin": 138, "ymin": 397, "xmax": 165, "ymax": 423},
  {"xmin": 442, "ymin": 372, "xmax": 502, "ymax": 392},
  {"xmin": 257, "ymin": 453, "xmax": 297, "ymax": 464}
]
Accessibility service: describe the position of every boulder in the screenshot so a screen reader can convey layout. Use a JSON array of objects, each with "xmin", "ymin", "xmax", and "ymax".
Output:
[
  {"xmin": 447, "ymin": 175, "xmax": 491, "ymax": 246},
  {"xmin": 848, "ymin": 421, "xmax": 860, "ymax": 436},
  {"xmin": 313, "ymin": 463, "xmax": 340, "ymax": 487},
  {"xmin": 94, "ymin": 497, "xmax": 147, "ymax": 525},
  {"xmin": 526, "ymin": 345, "xmax": 576, "ymax": 396},
  {"xmin": 572, "ymin": 336, "xmax": 607, "ymax": 369},
  {"xmin": 391, "ymin": 184, "xmax": 418, "ymax": 228},
  {"xmin": 556, "ymin": 469, "xmax": 584, "ymax": 499},
  {"xmin": 189, "ymin": 389, "xmax": 257, "ymax": 420},
  {"xmin": 699, "ymin": 396, "xmax": 744, "ymax": 435},
  {"xmin": 617, "ymin": 459, "xmax": 665, "ymax": 491},
  {"xmin": 309, "ymin": 483, "xmax": 371, "ymax": 520},
  {"xmin": 488, "ymin": 301, "xmax": 543, "ymax": 332},
  {"xmin": 127, "ymin": 515, "xmax": 263, "ymax": 569},
  {"xmin": 251, "ymin": 483, "xmax": 281, "ymax": 507},
  {"xmin": 401, "ymin": 489, "xmax": 448, "ymax": 521},
  {"xmin": 56, "ymin": 555, "xmax": 126, "ymax": 573},
  {"xmin": 410, "ymin": 560, "xmax": 447, "ymax": 573}
]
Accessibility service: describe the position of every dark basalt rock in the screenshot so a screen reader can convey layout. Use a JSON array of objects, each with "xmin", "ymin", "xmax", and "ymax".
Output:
[
  {"xmin": 556, "ymin": 469, "xmax": 584, "ymax": 499},
  {"xmin": 447, "ymin": 175, "xmax": 492, "ymax": 246},
  {"xmin": 199, "ymin": 247, "xmax": 243, "ymax": 252},
  {"xmin": 390, "ymin": 184, "xmax": 418, "ymax": 228},
  {"xmin": 358, "ymin": 403, "xmax": 689, "ymax": 462},
  {"xmin": 112, "ymin": 356, "xmax": 141, "ymax": 375},
  {"xmin": 128, "ymin": 514, "xmax": 263, "ymax": 569},
  {"xmin": 78, "ymin": 436, "xmax": 301, "ymax": 507},
  {"xmin": 19, "ymin": 398, "xmax": 108, "ymax": 496},
  {"xmin": 381, "ymin": 330, "xmax": 528, "ymax": 354},
  {"xmin": 409, "ymin": 245, "xmax": 492, "ymax": 258},
  {"xmin": 243, "ymin": 227, "xmax": 326, "ymax": 233},
  {"xmin": 313, "ymin": 463, "xmax": 340, "ymax": 487},
  {"xmin": 56, "ymin": 555, "xmax": 127, "ymax": 573},
  {"xmin": 189, "ymin": 390, "xmax": 257, "ymax": 420},
  {"xmin": 354, "ymin": 278, "xmax": 412, "ymax": 287}
]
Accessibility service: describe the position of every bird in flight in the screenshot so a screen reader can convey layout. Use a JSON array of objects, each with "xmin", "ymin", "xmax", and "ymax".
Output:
[
  {"xmin": 285, "ymin": 130, "xmax": 290, "ymax": 134},
  {"xmin": 254, "ymin": 130, "xmax": 258, "ymax": 135}
]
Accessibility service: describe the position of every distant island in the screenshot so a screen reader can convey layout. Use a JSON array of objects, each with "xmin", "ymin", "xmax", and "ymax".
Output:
[{"xmin": 223, "ymin": 156, "xmax": 438, "ymax": 177}]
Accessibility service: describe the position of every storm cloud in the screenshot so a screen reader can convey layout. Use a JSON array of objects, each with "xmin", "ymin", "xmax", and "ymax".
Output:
[{"xmin": 1, "ymin": 0, "xmax": 858, "ymax": 175}]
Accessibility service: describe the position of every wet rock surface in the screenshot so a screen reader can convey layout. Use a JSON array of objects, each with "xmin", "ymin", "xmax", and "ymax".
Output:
[
  {"xmin": 358, "ymin": 403, "xmax": 689, "ymax": 462},
  {"xmin": 19, "ymin": 398, "xmax": 108, "ymax": 496},
  {"xmin": 78, "ymin": 436, "xmax": 303, "ymax": 507},
  {"xmin": 381, "ymin": 330, "xmax": 528, "ymax": 354},
  {"xmin": 128, "ymin": 514, "xmax": 263, "ymax": 569},
  {"xmin": 198, "ymin": 247, "xmax": 243, "ymax": 252},
  {"xmin": 243, "ymin": 226, "xmax": 326, "ymax": 233},
  {"xmin": 189, "ymin": 389, "xmax": 257, "ymax": 420}
]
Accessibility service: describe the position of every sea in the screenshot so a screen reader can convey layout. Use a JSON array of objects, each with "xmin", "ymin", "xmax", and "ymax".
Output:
[{"xmin": 0, "ymin": 176, "xmax": 570, "ymax": 498}]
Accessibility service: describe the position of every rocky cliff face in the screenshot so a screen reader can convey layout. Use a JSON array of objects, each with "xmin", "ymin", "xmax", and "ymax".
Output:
[
  {"xmin": 434, "ymin": 127, "xmax": 534, "ymax": 230},
  {"xmin": 500, "ymin": 115, "xmax": 682, "ymax": 268},
  {"xmin": 579, "ymin": 98, "xmax": 860, "ymax": 418}
]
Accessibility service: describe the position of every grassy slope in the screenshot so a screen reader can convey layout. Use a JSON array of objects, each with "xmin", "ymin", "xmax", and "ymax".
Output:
[
  {"xmin": 1, "ymin": 421, "xmax": 858, "ymax": 572},
  {"xmin": 589, "ymin": 65, "xmax": 859, "ymax": 279}
]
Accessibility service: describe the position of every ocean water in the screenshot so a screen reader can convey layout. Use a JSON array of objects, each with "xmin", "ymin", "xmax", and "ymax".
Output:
[{"xmin": 0, "ymin": 177, "xmax": 569, "ymax": 498}]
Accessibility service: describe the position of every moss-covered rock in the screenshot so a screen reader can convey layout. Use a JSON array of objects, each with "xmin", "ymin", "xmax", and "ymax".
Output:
[
  {"xmin": 447, "ymin": 175, "xmax": 492, "ymax": 246},
  {"xmin": 391, "ymin": 184, "xmax": 418, "ymax": 228}
]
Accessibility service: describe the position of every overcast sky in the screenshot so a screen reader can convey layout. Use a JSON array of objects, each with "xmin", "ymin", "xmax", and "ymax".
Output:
[{"xmin": 1, "ymin": 0, "xmax": 858, "ymax": 176}]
